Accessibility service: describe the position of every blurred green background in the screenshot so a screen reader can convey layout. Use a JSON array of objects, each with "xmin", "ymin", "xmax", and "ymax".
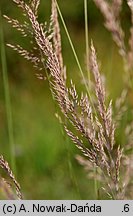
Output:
[{"xmin": 0, "ymin": 0, "xmax": 131, "ymax": 199}]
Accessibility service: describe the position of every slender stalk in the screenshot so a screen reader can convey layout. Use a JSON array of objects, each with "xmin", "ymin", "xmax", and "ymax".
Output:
[
  {"xmin": 56, "ymin": 1, "xmax": 84, "ymax": 81},
  {"xmin": 55, "ymin": 0, "xmax": 97, "ymax": 117},
  {"xmin": 56, "ymin": 1, "xmax": 99, "ymax": 198},
  {"xmin": 94, "ymin": 166, "xmax": 98, "ymax": 199},
  {"xmin": 84, "ymin": 0, "xmax": 90, "ymax": 85},
  {"xmin": 0, "ymin": 11, "xmax": 16, "ymax": 175}
]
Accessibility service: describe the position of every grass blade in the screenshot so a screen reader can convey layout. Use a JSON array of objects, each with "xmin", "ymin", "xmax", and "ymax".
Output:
[
  {"xmin": 0, "ymin": 10, "xmax": 16, "ymax": 175},
  {"xmin": 84, "ymin": 0, "xmax": 90, "ymax": 84}
]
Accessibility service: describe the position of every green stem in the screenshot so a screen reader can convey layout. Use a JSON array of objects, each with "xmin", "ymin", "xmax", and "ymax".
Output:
[
  {"xmin": 56, "ymin": 0, "xmax": 99, "ymax": 198},
  {"xmin": 0, "ymin": 11, "xmax": 16, "ymax": 175},
  {"xmin": 94, "ymin": 167, "xmax": 98, "ymax": 199},
  {"xmin": 84, "ymin": 0, "xmax": 90, "ymax": 85},
  {"xmin": 55, "ymin": 0, "xmax": 97, "ymax": 116}
]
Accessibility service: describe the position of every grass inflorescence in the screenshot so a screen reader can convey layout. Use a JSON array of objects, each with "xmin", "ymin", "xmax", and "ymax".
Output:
[{"xmin": 0, "ymin": 0, "xmax": 133, "ymax": 199}]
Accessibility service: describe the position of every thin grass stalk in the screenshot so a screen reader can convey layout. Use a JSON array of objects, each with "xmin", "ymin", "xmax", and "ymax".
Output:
[
  {"xmin": 0, "ymin": 11, "xmax": 16, "ymax": 175},
  {"xmin": 55, "ymin": 1, "xmax": 83, "ymax": 76},
  {"xmin": 55, "ymin": 1, "xmax": 84, "ymax": 78},
  {"xmin": 93, "ymin": 166, "xmax": 98, "ymax": 199},
  {"xmin": 55, "ymin": 0, "xmax": 97, "ymax": 118},
  {"xmin": 55, "ymin": 2, "xmax": 98, "ymax": 198},
  {"xmin": 54, "ymin": 4, "xmax": 99, "ymax": 199},
  {"xmin": 52, "ymin": 1, "xmax": 81, "ymax": 197},
  {"xmin": 84, "ymin": 0, "xmax": 90, "ymax": 85}
]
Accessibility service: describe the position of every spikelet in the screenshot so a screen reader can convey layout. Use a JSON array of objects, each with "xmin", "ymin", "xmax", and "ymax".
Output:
[
  {"xmin": 0, "ymin": 178, "xmax": 17, "ymax": 199},
  {"xmin": 30, "ymin": 0, "xmax": 40, "ymax": 17},
  {"xmin": 51, "ymin": 0, "xmax": 64, "ymax": 76},
  {"xmin": 112, "ymin": 0, "xmax": 123, "ymax": 20},
  {"xmin": 0, "ymin": 156, "xmax": 22, "ymax": 199}
]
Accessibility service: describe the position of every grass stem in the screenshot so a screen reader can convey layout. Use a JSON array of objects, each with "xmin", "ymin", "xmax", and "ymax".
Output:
[
  {"xmin": 84, "ymin": 0, "xmax": 90, "ymax": 85},
  {"xmin": 55, "ymin": 0, "xmax": 97, "ymax": 117},
  {"xmin": 0, "ymin": 11, "xmax": 16, "ymax": 175}
]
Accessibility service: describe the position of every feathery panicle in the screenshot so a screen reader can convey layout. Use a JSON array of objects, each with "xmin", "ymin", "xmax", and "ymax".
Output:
[
  {"xmin": 4, "ymin": 1, "xmax": 49, "ymax": 73},
  {"xmin": 0, "ymin": 178, "xmax": 17, "ymax": 199},
  {"xmin": 0, "ymin": 156, "xmax": 22, "ymax": 199},
  {"xmin": 90, "ymin": 42, "xmax": 115, "ymax": 150},
  {"xmin": 76, "ymin": 155, "xmax": 106, "ymax": 182},
  {"xmin": 12, "ymin": 0, "xmax": 26, "ymax": 13},
  {"xmin": 112, "ymin": 0, "xmax": 123, "ymax": 20},
  {"xmin": 115, "ymin": 89, "xmax": 127, "ymax": 127},
  {"xmin": 125, "ymin": 120, "xmax": 133, "ymax": 152},
  {"xmin": 30, "ymin": 0, "xmax": 40, "ymax": 17},
  {"xmin": 93, "ymin": 0, "xmax": 126, "ymax": 58},
  {"xmin": 51, "ymin": 0, "xmax": 64, "ymax": 75},
  {"xmin": 127, "ymin": 0, "xmax": 133, "ymax": 10},
  {"xmin": 3, "ymin": 15, "xmax": 29, "ymax": 37},
  {"xmin": 64, "ymin": 126, "xmax": 96, "ymax": 163},
  {"xmin": 93, "ymin": 0, "xmax": 133, "ymax": 83},
  {"xmin": 7, "ymin": 43, "xmax": 42, "ymax": 70},
  {"xmin": 7, "ymin": 0, "xmax": 131, "ymax": 199},
  {"xmin": 122, "ymin": 152, "xmax": 133, "ymax": 199},
  {"xmin": 90, "ymin": 42, "xmax": 105, "ymax": 117}
]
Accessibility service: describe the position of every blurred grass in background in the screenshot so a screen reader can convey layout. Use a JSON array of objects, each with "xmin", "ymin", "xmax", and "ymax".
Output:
[{"xmin": 0, "ymin": 0, "xmax": 131, "ymax": 199}]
